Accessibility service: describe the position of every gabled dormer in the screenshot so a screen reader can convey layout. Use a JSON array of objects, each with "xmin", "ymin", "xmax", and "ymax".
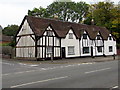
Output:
[
  {"xmin": 82, "ymin": 31, "xmax": 90, "ymax": 40},
  {"xmin": 43, "ymin": 25, "xmax": 55, "ymax": 37},
  {"xmin": 108, "ymin": 34, "xmax": 114, "ymax": 41},
  {"xmin": 95, "ymin": 31, "xmax": 103, "ymax": 40}
]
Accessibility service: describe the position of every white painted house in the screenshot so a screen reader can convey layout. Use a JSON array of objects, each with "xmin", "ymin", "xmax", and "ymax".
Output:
[{"xmin": 15, "ymin": 16, "xmax": 117, "ymax": 60}]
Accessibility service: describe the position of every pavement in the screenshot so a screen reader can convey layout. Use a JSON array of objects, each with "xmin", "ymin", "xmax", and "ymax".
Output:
[{"xmin": 3, "ymin": 55, "xmax": 119, "ymax": 64}]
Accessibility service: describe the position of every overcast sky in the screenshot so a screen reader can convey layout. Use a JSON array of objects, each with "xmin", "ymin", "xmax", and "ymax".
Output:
[{"xmin": 0, "ymin": 0, "xmax": 119, "ymax": 28}]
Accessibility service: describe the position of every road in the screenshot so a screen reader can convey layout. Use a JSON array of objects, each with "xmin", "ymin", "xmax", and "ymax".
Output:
[{"xmin": 2, "ymin": 59, "xmax": 119, "ymax": 89}]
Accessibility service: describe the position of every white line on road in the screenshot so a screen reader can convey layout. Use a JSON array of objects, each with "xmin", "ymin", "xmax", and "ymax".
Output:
[
  {"xmin": 112, "ymin": 86, "xmax": 118, "ymax": 89},
  {"xmin": 3, "ymin": 63, "xmax": 95, "ymax": 76},
  {"xmin": 2, "ymin": 62, "xmax": 14, "ymax": 66},
  {"xmin": 85, "ymin": 68, "xmax": 111, "ymax": 74},
  {"xmin": 10, "ymin": 76, "xmax": 68, "ymax": 88}
]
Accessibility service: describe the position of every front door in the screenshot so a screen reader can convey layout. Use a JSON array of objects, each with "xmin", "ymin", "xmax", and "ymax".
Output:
[
  {"xmin": 62, "ymin": 47, "xmax": 66, "ymax": 58},
  {"xmin": 91, "ymin": 46, "xmax": 93, "ymax": 57}
]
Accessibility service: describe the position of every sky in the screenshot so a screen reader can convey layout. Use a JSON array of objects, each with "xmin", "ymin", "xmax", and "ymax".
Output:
[{"xmin": 0, "ymin": 0, "xmax": 119, "ymax": 28}]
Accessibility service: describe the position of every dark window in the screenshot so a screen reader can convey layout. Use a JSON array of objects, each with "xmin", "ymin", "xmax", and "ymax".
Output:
[
  {"xmin": 68, "ymin": 46, "xmax": 75, "ymax": 55},
  {"xmin": 83, "ymin": 47, "xmax": 89, "ymax": 54},
  {"xmin": 109, "ymin": 36, "xmax": 112, "ymax": 40},
  {"xmin": 97, "ymin": 35, "xmax": 101, "ymax": 40},
  {"xmin": 83, "ymin": 34, "xmax": 87, "ymax": 39},
  {"xmin": 97, "ymin": 46, "xmax": 102, "ymax": 52},
  {"xmin": 47, "ymin": 31, "xmax": 53, "ymax": 36},
  {"xmin": 69, "ymin": 33, "xmax": 73, "ymax": 39},
  {"xmin": 109, "ymin": 46, "xmax": 113, "ymax": 52}
]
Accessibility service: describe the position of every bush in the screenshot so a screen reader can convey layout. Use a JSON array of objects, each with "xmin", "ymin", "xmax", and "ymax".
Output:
[{"xmin": 117, "ymin": 44, "xmax": 120, "ymax": 49}]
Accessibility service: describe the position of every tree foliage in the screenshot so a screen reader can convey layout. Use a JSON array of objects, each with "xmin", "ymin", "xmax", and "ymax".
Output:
[
  {"xmin": 28, "ymin": 1, "xmax": 119, "ymax": 43},
  {"xmin": 28, "ymin": 1, "xmax": 89, "ymax": 23},
  {"xmin": 2, "ymin": 25, "xmax": 19, "ymax": 36},
  {"xmin": 84, "ymin": 1, "xmax": 120, "ymax": 43}
]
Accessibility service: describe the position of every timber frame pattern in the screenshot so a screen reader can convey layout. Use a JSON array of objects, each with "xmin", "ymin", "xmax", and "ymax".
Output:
[{"xmin": 15, "ymin": 16, "xmax": 116, "ymax": 60}]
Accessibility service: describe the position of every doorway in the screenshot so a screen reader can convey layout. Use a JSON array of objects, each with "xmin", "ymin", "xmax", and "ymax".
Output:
[
  {"xmin": 91, "ymin": 46, "xmax": 93, "ymax": 57},
  {"xmin": 62, "ymin": 47, "xmax": 66, "ymax": 58}
]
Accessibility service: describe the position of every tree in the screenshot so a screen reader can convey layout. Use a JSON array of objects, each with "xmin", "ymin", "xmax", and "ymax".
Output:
[
  {"xmin": 28, "ymin": 6, "xmax": 49, "ymax": 18},
  {"xmin": 28, "ymin": 1, "xmax": 89, "ymax": 23},
  {"xmin": 2, "ymin": 25, "xmax": 19, "ymax": 36}
]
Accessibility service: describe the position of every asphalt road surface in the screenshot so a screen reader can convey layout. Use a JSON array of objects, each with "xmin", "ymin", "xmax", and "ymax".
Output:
[{"xmin": 2, "ymin": 59, "xmax": 119, "ymax": 89}]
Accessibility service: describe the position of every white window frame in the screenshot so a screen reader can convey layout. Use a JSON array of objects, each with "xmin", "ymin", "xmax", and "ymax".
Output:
[
  {"xmin": 69, "ymin": 33, "xmax": 73, "ymax": 39},
  {"xmin": 47, "ymin": 31, "xmax": 53, "ymax": 36},
  {"xmin": 109, "ymin": 46, "xmax": 113, "ymax": 52},
  {"xmin": 97, "ymin": 46, "xmax": 102, "ymax": 53},
  {"xmin": 83, "ymin": 34, "xmax": 87, "ymax": 39},
  {"xmin": 68, "ymin": 46, "xmax": 75, "ymax": 55},
  {"xmin": 47, "ymin": 47, "xmax": 52, "ymax": 54},
  {"xmin": 83, "ymin": 47, "xmax": 89, "ymax": 54}
]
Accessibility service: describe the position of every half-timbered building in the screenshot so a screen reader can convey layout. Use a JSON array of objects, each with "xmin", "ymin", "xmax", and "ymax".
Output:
[{"xmin": 15, "ymin": 16, "xmax": 117, "ymax": 60}]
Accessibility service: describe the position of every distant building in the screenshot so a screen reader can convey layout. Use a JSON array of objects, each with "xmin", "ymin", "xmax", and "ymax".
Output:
[
  {"xmin": 15, "ymin": 16, "xmax": 117, "ymax": 60},
  {"xmin": 0, "ymin": 35, "xmax": 12, "ymax": 45}
]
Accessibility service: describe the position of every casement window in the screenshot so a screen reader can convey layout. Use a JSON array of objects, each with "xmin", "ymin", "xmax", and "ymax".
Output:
[
  {"xmin": 97, "ymin": 35, "xmax": 101, "ymax": 40},
  {"xmin": 109, "ymin": 36, "xmax": 112, "ymax": 40},
  {"xmin": 83, "ymin": 34, "xmax": 87, "ymax": 39},
  {"xmin": 69, "ymin": 33, "xmax": 73, "ymax": 39},
  {"xmin": 109, "ymin": 46, "xmax": 113, "ymax": 52},
  {"xmin": 47, "ymin": 47, "xmax": 52, "ymax": 54},
  {"xmin": 83, "ymin": 47, "xmax": 89, "ymax": 54},
  {"xmin": 97, "ymin": 46, "xmax": 102, "ymax": 52},
  {"xmin": 47, "ymin": 31, "xmax": 53, "ymax": 36},
  {"xmin": 68, "ymin": 46, "xmax": 75, "ymax": 55}
]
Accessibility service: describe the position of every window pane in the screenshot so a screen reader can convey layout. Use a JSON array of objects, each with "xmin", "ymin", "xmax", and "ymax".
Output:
[
  {"xmin": 83, "ymin": 47, "xmax": 89, "ymax": 54},
  {"xmin": 109, "ymin": 46, "xmax": 113, "ymax": 52},
  {"xmin": 69, "ymin": 33, "xmax": 73, "ymax": 39},
  {"xmin": 68, "ymin": 46, "xmax": 74, "ymax": 55},
  {"xmin": 47, "ymin": 31, "xmax": 53, "ymax": 36},
  {"xmin": 109, "ymin": 36, "xmax": 112, "ymax": 40},
  {"xmin": 83, "ymin": 34, "xmax": 87, "ymax": 39},
  {"xmin": 47, "ymin": 47, "xmax": 52, "ymax": 54},
  {"xmin": 97, "ymin": 46, "xmax": 102, "ymax": 52},
  {"xmin": 97, "ymin": 35, "xmax": 101, "ymax": 40}
]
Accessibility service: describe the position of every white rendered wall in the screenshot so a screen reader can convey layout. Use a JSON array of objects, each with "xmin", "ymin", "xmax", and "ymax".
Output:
[
  {"xmin": 17, "ymin": 20, "xmax": 34, "ymax": 36},
  {"xmin": 61, "ymin": 29, "xmax": 80, "ymax": 58},
  {"xmin": 16, "ymin": 19, "xmax": 35, "ymax": 57},
  {"xmin": 104, "ymin": 34, "xmax": 117, "ymax": 55}
]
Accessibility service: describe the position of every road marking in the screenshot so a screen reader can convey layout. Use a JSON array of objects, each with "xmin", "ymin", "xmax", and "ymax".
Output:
[
  {"xmin": 112, "ymin": 86, "xmax": 118, "ymax": 88},
  {"xmin": 2, "ymin": 69, "xmax": 39, "ymax": 76},
  {"xmin": 2, "ymin": 62, "xmax": 14, "ymax": 66},
  {"xmin": 10, "ymin": 76, "xmax": 68, "ymax": 88},
  {"xmin": 3, "ymin": 63, "xmax": 96, "ymax": 76},
  {"xmin": 85, "ymin": 68, "xmax": 111, "ymax": 74}
]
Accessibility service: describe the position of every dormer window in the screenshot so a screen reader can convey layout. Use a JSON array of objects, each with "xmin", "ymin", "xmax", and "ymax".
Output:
[
  {"xmin": 109, "ymin": 36, "xmax": 112, "ymax": 40},
  {"xmin": 47, "ymin": 31, "xmax": 53, "ymax": 36},
  {"xmin": 97, "ymin": 35, "xmax": 101, "ymax": 40},
  {"xmin": 69, "ymin": 33, "xmax": 73, "ymax": 39},
  {"xmin": 83, "ymin": 34, "xmax": 87, "ymax": 39}
]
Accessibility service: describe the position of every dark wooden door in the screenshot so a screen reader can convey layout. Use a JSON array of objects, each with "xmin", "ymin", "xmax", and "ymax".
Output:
[
  {"xmin": 91, "ymin": 46, "xmax": 93, "ymax": 57},
  {"xmin": 62, "ymin": 47, "xmax": 65, "ymax": 58}
]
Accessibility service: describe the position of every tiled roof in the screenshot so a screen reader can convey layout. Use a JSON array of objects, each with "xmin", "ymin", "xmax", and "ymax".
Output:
[{"xmin": 19, "ymin": 16, "xmax": 111, "ymax": 40}]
